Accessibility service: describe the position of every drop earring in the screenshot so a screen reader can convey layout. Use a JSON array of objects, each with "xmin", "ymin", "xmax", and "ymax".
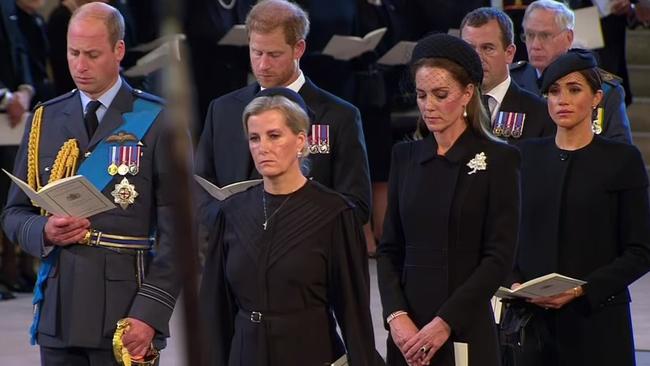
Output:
[{"xmin": 462, "ymin": 106, "xmax": 467, "ymax": 118}]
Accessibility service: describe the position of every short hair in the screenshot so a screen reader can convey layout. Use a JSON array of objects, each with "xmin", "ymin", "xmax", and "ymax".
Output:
[
  {"xmin": 70, "ymin": 2, "xmax": 125, "ymax": 46},
  {"xmin": 245, "ymin": 0, "xmax": 310, "ymax": 46},
  {"xmin": 523, "ymin": 0, "xmax": 575, "ymax": 31},
  {"xmin": 242, "ymin": 95, "xmax": 310, "ymax": 155},
  {"xmin": 460, "ymin": 7, "xmax": 514, "ymax": 49}
]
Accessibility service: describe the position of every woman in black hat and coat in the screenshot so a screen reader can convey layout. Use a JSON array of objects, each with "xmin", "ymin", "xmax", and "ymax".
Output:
[
  {"xmin": 509, "ymin": 49, "xmax": 650, "ymax": 366},
  {"xmin": 377, "ymin": 33, "xmax": 521, "ymax": 366}
]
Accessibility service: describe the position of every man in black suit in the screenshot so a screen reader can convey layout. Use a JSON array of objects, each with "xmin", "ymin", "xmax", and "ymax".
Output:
[
  {"xmin": 195, "ymin": 0, "xmax": 371, "ymax": 227},
  {"xmin": 461, "ymin": 7, "xmax": 555, "ymax": 142},
  {"xmin": 2, "ymin": 3, "xmax": 182, "ymax": 362},
  {"xmin": 510, "ymin": 0, "xmax": 632, "ymax": 143}
]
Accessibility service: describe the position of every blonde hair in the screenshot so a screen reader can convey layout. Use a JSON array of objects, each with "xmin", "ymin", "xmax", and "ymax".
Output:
[{"xmin": 70, "ymin": 2, "xmax": 125, "ymax": 46}]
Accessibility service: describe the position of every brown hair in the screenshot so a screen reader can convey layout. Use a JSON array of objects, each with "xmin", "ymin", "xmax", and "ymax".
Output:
[
  {"xmin": 411, "ymin": 58, "xmax": 496, "ymax": 141},
  {"xmin": 460, "ymin": 7, "xmax": 514, "ymax": 49},
  {"xmin": 245, "ymin": 0, "xmax": 310, "ymax": 46}
]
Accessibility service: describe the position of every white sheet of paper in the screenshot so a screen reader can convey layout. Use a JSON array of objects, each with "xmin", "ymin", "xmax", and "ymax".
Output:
[
  {"xmin": 130, "ymin": 33, "xmax": 186, "ymax": 52},
  {"xmin": 322, "ymin": 28, "xmax": 387, "ymax": 61},
  {"xmin": 572, "ymin": 7, "xmax": 605, "ymax": 49},
  {"xmin": 218, "ymin": 24, "xmax": 248, "ymax": 46},
  {"xmin": 377, "ymin": 41, "xmax": 417, "ymax": 66},
  {"xmin": 194, "ymin": 175, "xmax": 262, "ymax": 201},
  {"xmin": 124, "ymin": 39, "xmax": 182, "ymax": 77},
  {"xmin": 454, "ymin": 342, "xmax": 469, "ymax": 366},
  {"xmin": 0, "ymin": 113, "xmax": 27, "ymax": 146}
]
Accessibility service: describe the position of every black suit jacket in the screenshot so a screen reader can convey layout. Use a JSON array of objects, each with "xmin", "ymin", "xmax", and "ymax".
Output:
[
  {"xmin": 2, "ymin": 81, "xmax": 182, "ymax": 348},
  {"xmin": 498, "ymin": 79, "xmax": 555, "ymax": 142},
  {"xmin": 377, "ymin": 130, "xmax": 520, "ymax": 366},
  {"xmin": 195, "ymin": 78, "xmax": 371, "ymax": 226},
  {"xmin": 513, "ymin": 136, "xmax": 650, "ymax": 364},
  {"xmin": 510, "ymin": 61, "xmax": 632, "ymax": 143},
  {"xmin": 0, "ymin": 0, "xmax": 32, "ymax": 91}
]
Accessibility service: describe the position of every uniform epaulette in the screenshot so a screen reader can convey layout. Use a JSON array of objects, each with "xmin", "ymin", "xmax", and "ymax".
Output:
[
  {"xmin": 34, "ymin": 89, "xmax": 77, "ymax": 110},
  {"xmin": 509, "ymin": 60, "xmax": 528, "ymax": 72},
  {"xmin": 598, "ymin": 68, "xmax": 623, "ymax": 86},
  {"xmin": 132, "ymin": 88, "xmax": 165, "ymax": 105}
]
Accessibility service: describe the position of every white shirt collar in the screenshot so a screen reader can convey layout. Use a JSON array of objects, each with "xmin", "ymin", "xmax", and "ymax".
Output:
[
  {"xmin": 484, "ymin": 75, "xmax": 511, "ymax": 122},
  {"xmin": 79, "ymin": 77, "xmax": 122, "ymax": 122},
  {"xmin": 259, "ymin": 70, "xmax": 306, "ymax": 93}
]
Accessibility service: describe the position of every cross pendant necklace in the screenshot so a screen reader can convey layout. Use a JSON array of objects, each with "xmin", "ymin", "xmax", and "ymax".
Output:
[{"xmin": 262, "ymin": 192, "xmax": 292, "ymax": 230}]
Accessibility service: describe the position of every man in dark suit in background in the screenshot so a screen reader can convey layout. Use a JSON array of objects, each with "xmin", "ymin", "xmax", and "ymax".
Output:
[
  {"xmin": 510, "ymin": 0, "xmax": 632, "ymax": 143},
  {"xmin": 2, "ymin": 3, "xmax": 183, "ymax": 362},
  {"xmin": 0, "ymin": 0, "xmax": 35, "ymax": 300},
  {"xmin": 461, "ymin": 7, "xmax": 555, "ymax": 142},
  {"xmin": 195, "ymin": 0, "xmax": 371, "ymax": 228}
]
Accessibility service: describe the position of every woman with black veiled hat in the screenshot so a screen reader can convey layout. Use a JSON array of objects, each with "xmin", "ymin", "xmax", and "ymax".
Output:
[
  {"xmin": 376, "ymin": 33, "xmax": 521, "ymax": 366},
  {"xmin": 199, "ymin": 88, "xmax": 381, "ymax": 365},
  {"xmin": 508, "ymin": 49, "xmax": 650, "ymax": 366}
]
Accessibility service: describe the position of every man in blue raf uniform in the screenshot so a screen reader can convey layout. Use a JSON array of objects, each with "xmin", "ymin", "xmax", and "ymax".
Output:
[
  {"xmin": 1, "ymin": 2, "xmax": 181, "ymax": 364},
  {"xmin": 195, "ymin": 0, "xmax": 371, "ymax": 227},
  {"xmin": 461, "ymin": 7, "xmax": 555, "ymax": 142},
  {"xmin": 510, "ymin": 0, "xmax": 632, "ymax": 143}
]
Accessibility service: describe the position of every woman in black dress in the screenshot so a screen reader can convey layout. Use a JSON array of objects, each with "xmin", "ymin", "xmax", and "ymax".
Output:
[
  {"xmin": 509, "ymin": 50, "xmax": 650, "ymax": 365},
  {"xmin": 377, "ymin": 34, "xmax": 521, "ymax": 366},
  {"xmin": 199, "ymin": 88, "xmax": 380, "ymax": 366}
]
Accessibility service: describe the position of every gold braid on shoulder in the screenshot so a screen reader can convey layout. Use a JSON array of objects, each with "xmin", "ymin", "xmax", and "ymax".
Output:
[{"xmin": 26, "ymin": 106, "xmax": 80, "ymax": 214}]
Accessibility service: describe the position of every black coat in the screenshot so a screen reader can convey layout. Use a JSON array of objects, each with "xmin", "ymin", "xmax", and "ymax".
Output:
[
  {"xmin": 1, "ymin": 81, "xmax": 182, "ymax": 349},
  {"xmin": 377, "ymin": 129, "xmax": 520, "ymax": 366},
  {"xmin": 195, "ymin": 78, "xmax": 371, "ymax": 226},
  {"xmin": 512, "ymin": 136, "xmax": 650, "ymax": 365},
  {"xmin": 199, "ymin": 181, "xmax": 380, "ymax": 366},
  {"xmin": 498, "ymin": 79, "xmax": 555, "ymax": 142}
]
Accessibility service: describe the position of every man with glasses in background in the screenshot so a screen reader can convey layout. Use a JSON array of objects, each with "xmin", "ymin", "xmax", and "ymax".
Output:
[
  {"xmin": 510, "ymin": 0, "xmax": 632, "ymax": 143},
  {"xmin": 461, "ymin": 7, "xmax": 555, "ymax": 142}
]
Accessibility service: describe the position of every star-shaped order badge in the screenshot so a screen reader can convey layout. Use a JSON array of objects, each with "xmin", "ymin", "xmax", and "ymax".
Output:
[
  {"xmin": 467, "ymin": 152, "xmax": 487, "ymax": 175},
  {"xmin": 111, "ymin": 177, "xmax": 138, "ymax": 209}
]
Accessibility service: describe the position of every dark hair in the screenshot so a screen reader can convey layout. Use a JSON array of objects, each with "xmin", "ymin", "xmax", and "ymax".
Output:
[
  {"xmin": 578, "ymin": 68, "xmax": 602, "ymax": 94},
  {"xmin": 460, "ymin": 7, "xmax": 514, "ymax": 49},
  {"xmin": 411, "ymin": 58, "xmax": 495, "ymax": 141}
]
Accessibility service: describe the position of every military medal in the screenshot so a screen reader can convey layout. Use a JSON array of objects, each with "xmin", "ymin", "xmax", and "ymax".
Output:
[
  {"xmin": 310, "ymin": 124, "xmax": 330, "ymax": 154},
  {"xmin": 117, "ymin": 146, "xmax": 129, "ymax": 175},
  {"xmin": 318, "ymin": 125, "xmax": 330, "ymax": 153},
  {"xmin": 128, "ymin": 145, "xmax": 141, "ymax": 175},
  {"xmin": 111, "ymin": 177, "xmax": 138, "ymax": 209},
  {"xmin": 493, "ymin": 112, "xmax": 506, "ymax": 137},
  {"xmin": 511, "ymin": 112, "xmax": 526, "ymax": 138},
  {"xmin": 108, "ymin": 146, "xmax": 118, "ymax": 176},
  {"xmin": 503, "ymin": 112, "xmax": 515, "ymax": 137},
  {"xmin": 592, "ymin": 107, "xmax": 604, "ymax": 134},
  {"xmin": 309, "ymin": 124, "xmax": 320, "ymax": 154}
]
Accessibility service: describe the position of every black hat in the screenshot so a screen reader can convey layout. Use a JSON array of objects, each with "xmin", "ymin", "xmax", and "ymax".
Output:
[
  {"xmin": 410, "ymin": 33, "xmax": 483, "ymax": 84},
  {"xmin": 255, "ymin": 87, "xmax": 314, "ymax": 121},
  {"xmin": 540, "ymin": 49, "xmax": 598, "ymax": 93}
]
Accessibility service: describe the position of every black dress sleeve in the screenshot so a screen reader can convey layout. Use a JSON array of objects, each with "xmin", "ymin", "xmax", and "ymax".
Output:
[
  {"xmin": 376, "ymin": 143, "xmax": 410, "ymax": 321},
  {"xmin": 199, "ymin": 212, "xmax": 237, "ymax": 366},
  {"xmin": 583, "ymin": 145, "xmax": 650, "ymax": 308},
  {"xmin": 329, "ymin": 208, "xmax": 381, "ymax": 366}
]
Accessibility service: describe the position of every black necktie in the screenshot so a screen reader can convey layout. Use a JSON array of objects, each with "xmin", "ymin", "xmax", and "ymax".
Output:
[{"xmin": 84, "ymin": 100, "xmax": 102, "ymax": 139}]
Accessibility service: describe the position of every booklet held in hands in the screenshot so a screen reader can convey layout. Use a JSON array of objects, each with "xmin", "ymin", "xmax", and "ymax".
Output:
[
  {"xmin": 495, "ymin": 273, "xmax": 586, "ymax": 299},
  {"xmin": 3, "ymin": 169, "xmax": 115, "ymax": 218},
  {"xmin": 194, "ymin": 175, "xmax": 262, "ymax": 201}
]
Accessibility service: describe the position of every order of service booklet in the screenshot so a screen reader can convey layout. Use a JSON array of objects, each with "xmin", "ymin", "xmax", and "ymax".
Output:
[
  {"xmin": 194, "ymin": 175, "xmax": 262, "ymax": 201},
  {"xmin": 3, "ymin": 169, "xmax": 115, "ymax": 218},
  {"xmin": 322, "ymin": 27, "xmax": 387, "ymax": 61},
  {"xmin": 495, "ymin": 273, "xmax": 586, "ymax": 300}
]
